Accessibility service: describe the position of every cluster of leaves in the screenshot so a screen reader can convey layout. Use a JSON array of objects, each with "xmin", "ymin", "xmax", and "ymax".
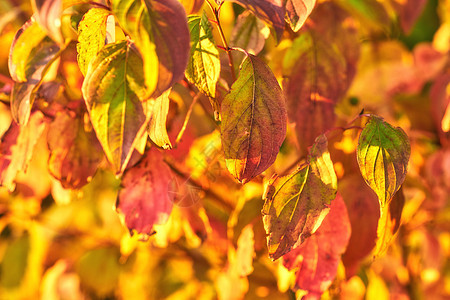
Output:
[{"xmin": 0, "ymin": 0, "xmax": 449, "ymax": 299}]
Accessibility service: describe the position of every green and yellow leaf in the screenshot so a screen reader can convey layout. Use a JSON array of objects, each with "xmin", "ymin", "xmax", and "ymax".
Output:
[
  {"xmin": 262, "ymin": 135, "xmax": 337, "ymax": 260},
  {"xmin": 81, "ymin": 40, "xmax": 150, "ymax": 174},
  {"xmin": 357, "ymin": 115, "xmax": 410, "ymax": 207}
]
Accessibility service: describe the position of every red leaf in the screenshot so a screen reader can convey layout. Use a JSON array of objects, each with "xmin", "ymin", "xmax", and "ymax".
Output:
[
  {"xmin": 116, "ymin": 147, "xmax": 173, "ymax": 236},
  {"xmin": 340, "ymin": 175, "xmax": 379, "ymax": 277},
  {"xmin": 232, "ymin": 0, "xmax": 285, "ymax": 41},
  {"xmin": 145, "ymin": 0, "xmax": 191, "ymax": 97},
  {"xmin": 392, "ymin": 0, "xmax": 427, "ymax": 34},
  {"xmin": 0, "ymin": 111, "xmax": 47, "ymax": 191},
  {"xmin": 282, "ymin": 195, "xmax": 351, "ymax": 296},
  {"xmin": 47, "ymin": 110, "xmax": 104, "ymax": 189},
  {"xmin": 221, "ymin": 54, "xmax": 287, "ymax": 183}
]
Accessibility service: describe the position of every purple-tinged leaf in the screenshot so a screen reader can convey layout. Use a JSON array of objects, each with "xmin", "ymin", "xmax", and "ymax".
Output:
[
  {"xmin": 112, "ymin": 0, "xmax": 190, "ymax": 98},
  {"xmin": 221, "ymin": 54, "xmax": 287, "ymax": 184},
  {"xmin": 232, "ymin": 0, "xmax": 285, "ymax": 41},
  {"xmin": 81, "ymin": 40, "xmax": 150, "ymax": 174},
  {"xmin": 231, "ymin": 11, "xmax": 269, "ymax": 56},
  {"xmin": 262, "ymin": 135, "xmax": 337, "ymax": 260},
  {"xmin": 285, "ymin": 0, "xmax": 316, "ymax": 32},
  {"xmin": 47, "ymin": 110, "xmax": 104, "ymax": 189},
  {"xmin": 116, "ymin": 147, "xmax": 173, "ymax": 236},
  {"xmin": 0, "ymin": 111, "xmax": 47, "ymax": 191},
  {"xmin": 31, "ymin": 0, "xmax": 64, "ymax": 45}
]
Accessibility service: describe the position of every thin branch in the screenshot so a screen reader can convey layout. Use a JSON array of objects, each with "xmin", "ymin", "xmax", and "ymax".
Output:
[
  {"xmin": 205, "ymin": 0, "xmax": 236, "ymax": 82},
  {"xmin": 163, "ymin": 157, "xmax": 234, "ymax": 212},
  {"xmin": 175, "ymin": 94, "xmax": 200, "ymax": 146}
]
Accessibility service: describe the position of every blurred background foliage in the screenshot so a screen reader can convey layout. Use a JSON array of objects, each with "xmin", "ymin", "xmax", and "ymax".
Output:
[{"xmin": 0, "ymin": 0, "xmax": 449, "ymax": 299}]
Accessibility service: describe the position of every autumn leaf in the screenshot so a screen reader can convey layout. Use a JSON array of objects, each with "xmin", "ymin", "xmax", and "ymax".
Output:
[
  {"xmin": 230, "ymin": 11, "xmax": 269, "ymax": 56},
  {"xmin": 357, "ymin": 115, "xmax": 410, "ymax": 207},
  {"xmin": 340, "ymin": 175, "xmax": 379, "ymax": 277},
  {"xmin": 112, "ymin": 0, "xmax": 190, "ymax": 98},
  {"xmin": 76, "ymin": 7, "xmax": 111, "ymax": 76},
  {"xmin": 283, "ymin": 24, "xmax": 356, "ymax": 152},
  {"xmin": 232, "ymin": 0, "xmax": 285, "ymax": 41},
  {"xmin": 8, "ymin": 19, "xmax": 60, "ymax": 125},
  {"xmin": 221, "ymin": 54, "xmax": 287, "ymax": 184},
  {"xmin": 373, "ymin": 186, "xmax": 405, "ymax": 257},
  {"xmin": 185, "ymin": 12, "xmax": 220, "ymax": 98},
  {"xmin": 392, "ymin": 0, "xmax": 427, "ymax": 34},
  {"xmin": 284, "ymin": 0, "xmax": 316, "ymax": 32},
  {"xmin": 0, "ymin": 111, "xmax": 47, "ymax": 191},
  {"xmin": 180, "ymin": 0, "xmax": 204, "ymax": 14},
  {"xmin": 31, "ymin": 0, "xmax": 64, "ymax": 45},
  {"xmin": 282, "ymin": 195, "xmax": 351, "ymax": 297},
  {"xmin": 81, "ymin": 40, "xmax": 150, "ymax": 174},
  {"xmin": 262, "ymin": 135, "xmax": 337, "ymax": 260},
  {"xmin": 148, "ymin": 89, "xmax": 172, "ymax": 149},
  {"xmin": 47, "ymin": 110, "xmax": 104, "ymax": 189},
  {"xmin": 116, "ymin": 147, "xmax": 173, "ymax": 236}
]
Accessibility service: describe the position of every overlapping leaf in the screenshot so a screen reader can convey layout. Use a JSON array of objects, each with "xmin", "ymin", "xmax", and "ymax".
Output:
[
  {"xmin": 283, "ymin": 5, "xmax": 358, "ymax": 152},
  {"xmin": 8, "ymin": 19, "xmax": 60, "ymax": 125},
  {"xmin": 81, "ymin": 40, "xmax": 149, "ymax": 174},
  {"xmin": 47, "ymin": 110, "xmax": 104, "ymax": 189},
  {"xmin": 340, "ymin": 175, "xmax": 379, "ymax": 277},
  {"xmin": 231, "ymin": 11, "xmax": 269, "ymax": 56},
  {"xmin": 0, "ymin": 111, "xmax": 47, "ymax": 191},
  {"xmin": 77, "ymin": 8, "xmax": 111, "ymax": 76},
  {"xmin": 112, "ymin": 0, "xmax": 190, "ymax": 97},
  {"xmin": 232, "ymin": 0, "xmax": 285, "ymax": 41},
  {"xmin": 221, "ymin": 54, "xmax": 287, "ymax": 184},
  {"xmin": 116, "ymin": 147, "xmax": 173, "ymax": 236},
  {"xmin": 262, "ymin": 135, "xmax": 337, "ymax": 260},
  {"xmin": 185, "ymin": 12, "xmax": 220, "ymax": 98},
  {"xmin": 357, "ymin": 116, "xmax": 410, "ymax": 207},
  {"xmin": 32, "ymin": 0, "xmax": 64, "ymax": 45},
  {"xmin": 148, "ymin": 89, "xmax": 172, "ymax": 149},
  {"xmin": 282, "ymin": 195, "xmax": 351, "ymax": 296},
  {"xmin": 285, "ymin": 0, "xmax": 316, "ymax": 32}
]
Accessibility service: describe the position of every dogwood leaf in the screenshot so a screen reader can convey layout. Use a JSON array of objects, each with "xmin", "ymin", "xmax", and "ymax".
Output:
[{"xmin": 221, "ymin": 54, "xmax": 287, "ymax": 184}]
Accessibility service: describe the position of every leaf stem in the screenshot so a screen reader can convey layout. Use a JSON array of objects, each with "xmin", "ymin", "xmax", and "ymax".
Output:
[
  {"xmin": 205, "ymin": 0, "xmax": 236, "ymax": 82},
  {"xmin": 175, "ymin": 94, "xmax": 200, "ymax": 146}
]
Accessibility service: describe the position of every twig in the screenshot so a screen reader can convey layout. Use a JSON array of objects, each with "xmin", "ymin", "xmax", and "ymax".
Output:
[
  {"xmin": 205, "ymin": 0, "xmax": 236, "ymax": 82},
  {"xmin": 163, "ymin": 157, "xmax": 234, "ymax": 212},
  {"xmin": 175, "ymin": 94, "xmax": 200, "ymax": 146}
]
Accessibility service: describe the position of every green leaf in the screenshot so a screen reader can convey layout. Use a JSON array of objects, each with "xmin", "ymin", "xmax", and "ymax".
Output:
[
  {"xmin": 357, "ymin": 115, "xmax": 411, "ymax": 207},
  {"xmin": 148, "ymin": 89, "xmax": 172, "ymax": 149},
  {"xmin": 77, "ymin": 7, "xmax": 111, "ymax": 76},
  {"xmin": 81, "ymin": 40, "xmax": 150, "ymax": 174},
  {"xmin": 262, "ymin": 135, "xmax": 337, "ymax": 260},
  {"xmin": 112, "ymin": 0, "xmax": 190, "ymax": 97},
  {"xmin": 221, "ymin": 54, "xmax": 287, "ymax": 184},
  {"xmin": 185, "ymin": 12, "xmax": 220, "ymax": 98},
  {"xmin": 0, "ymin": 235, "xmax": 30, "ymax": 288},
  {"xmin": 8, "ymin": 19, "xmax": 60, "ymax": 125}
]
